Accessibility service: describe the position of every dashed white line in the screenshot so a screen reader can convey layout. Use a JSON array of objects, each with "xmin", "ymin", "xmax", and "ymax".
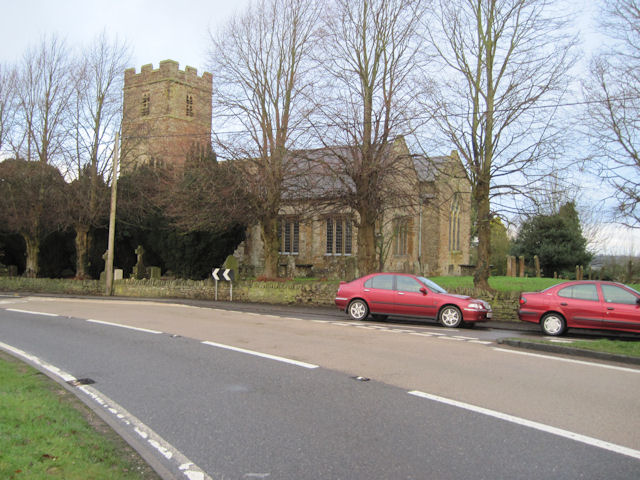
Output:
[
  {"xmin": 202, "ymin": 341, "xmax": 319, "ymax": 369},
  {"xmin": 86, "ymin": 319, "xmax": 163, "ymax": 334},
  {"xmin": 408, "ymin": 389, "xmax": 640, "ymax": 461}
]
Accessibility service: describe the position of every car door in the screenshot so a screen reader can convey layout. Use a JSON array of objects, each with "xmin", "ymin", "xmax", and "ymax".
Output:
[
  {"xmin": 600, "ymin": 284, "xmax": 640, "ymax": 332},
  {"xmin": 394, "ymin": 275, "xmax": 437, "ymax": 319},
  {"xmin": 556, "ymin": 283, "xmax": 603, "ymax": 328},
  {"xmin": 363, "ymin": 274, "xmax": 396, "ymax": 315}
]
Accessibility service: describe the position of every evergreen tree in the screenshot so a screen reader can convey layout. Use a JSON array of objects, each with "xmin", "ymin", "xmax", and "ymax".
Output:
[{"xmin": 512, "ymin": 202, "xmax": 592, "ymax": 278}]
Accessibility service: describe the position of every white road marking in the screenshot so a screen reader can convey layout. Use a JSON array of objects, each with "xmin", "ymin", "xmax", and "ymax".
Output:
[
  {"xmin": 86, "ymin": 319, "xmax": 163, "ymax": 334},
  {"xmin": 493, "ymin": 347, "xmax": 640, "ymax": 374},
  {"xmin": 409, "ymin": 390, "xmax": 640, "ymax": 461},
  {"xmin": 0, "ymin": 341, "xmax": 212, "ymax": 480},
  {"xmin": 202, "ymin": 341, "xmax": 319, "ymax": 369},
  {"xmin": 7, "ymin": 308, "xmax": 59, "ymax": 317}
]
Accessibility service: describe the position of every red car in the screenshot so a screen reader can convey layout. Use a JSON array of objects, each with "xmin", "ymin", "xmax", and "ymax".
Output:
[
  {"xmin": 518, "ymin": 280, "xmax": 640, "ymax": 336},
  {"xmin": 335, "ymin": 273, "xmax": 492, "ymax": 328}
]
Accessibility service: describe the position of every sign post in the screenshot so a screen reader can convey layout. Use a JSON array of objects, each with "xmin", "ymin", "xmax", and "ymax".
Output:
[{"xmin": 212, "ymin": 268, "xmax": 235, "ymax": 301}]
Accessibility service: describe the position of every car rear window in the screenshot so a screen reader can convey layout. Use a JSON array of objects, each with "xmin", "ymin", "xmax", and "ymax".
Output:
[
  {"xmin": 558, "ymin": 284, "xmax": 599, "ymax": 301},
  {"xmin": 364, "ymin": 275, "xmax": 394, "ymax": 290}
]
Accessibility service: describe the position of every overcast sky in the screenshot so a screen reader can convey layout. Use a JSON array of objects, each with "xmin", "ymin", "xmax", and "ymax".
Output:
[
  {"xmin": 0, "ymin": 0, "xmax": 251, "ymax": 73},
  {"xmin": 1, "ymin": 0, "xmax": 638, "ymax": 254}
]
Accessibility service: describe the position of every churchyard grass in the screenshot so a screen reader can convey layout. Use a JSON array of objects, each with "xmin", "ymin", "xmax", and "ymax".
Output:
[{"xmin": 0, "ymin": 351, "xmax": 160, "ymax": 480}]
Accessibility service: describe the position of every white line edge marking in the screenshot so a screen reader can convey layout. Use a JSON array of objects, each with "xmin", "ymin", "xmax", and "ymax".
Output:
[
  {"xmin": 202, "ymin": 341, "xmax": 319, "ymax": 369},
  {"xmin": 86, "ymin": 319, "xmax": 163, "ymax": 334},
  {"xmin": 493, "ymin": 347, "xmax": 640, "ymax": 374},
  {"xmin": 7, "ymin": 308, "xmax": 59, "ymax": 317},
  {"xmin": 0, "ymin": 340, "xmax": 212, "ymax": 480},
  {"xmin": 408, "ymin": 390, "xmax": 640, "ymax": 461}
]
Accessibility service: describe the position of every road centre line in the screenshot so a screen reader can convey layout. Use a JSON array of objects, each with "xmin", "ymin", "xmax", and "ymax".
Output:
[
  {"xmin": 493, "ymin": 347, "xmax": 640, "ymax": 374},
  {"xmin": 7, "ymin": 308, "xmax": 60, "ymax": 317},
  {"xmin": 408, "ymin": 390, "xmax": 640, "ymax": 461},
  {"xmin": 86, "ymin": 319, "xmax": 163, "ymax": 335},
  {"xmin": 0, "ymin": 340, "xmax": 211, "ymax": 480},
  {"xmin": 202, "ymin": 341, "xmax": 319, "ymax": 369}
]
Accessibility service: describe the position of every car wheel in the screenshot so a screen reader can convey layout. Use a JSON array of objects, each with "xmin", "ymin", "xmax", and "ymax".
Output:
[
  {"xmin": 348, "ymin": 299, "xmax": 369, "ymax": 321},
  {"xmin": 439, "ymin": 306, "xmax": 463, "ymax": 328},
  {"xmin": 371, "ymin": 314, "xmax": 388, "ymax": 321},
  {"xmin": 540, "ymin": 313, "xmax": 566, "ymax": 336}
]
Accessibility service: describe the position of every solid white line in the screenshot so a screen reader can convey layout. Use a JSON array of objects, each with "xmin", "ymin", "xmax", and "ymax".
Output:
[
  {"xmin": 0, "ymin": 340, "xmax": 212, "ymax": 480},
  {"xmin": 7, "ymin": 308, "xmax": 59, "ymax": 317},
  {"xmin": 408, "ymin": 390, "xmax": 640, "ymax": 461},
  {"xmin": 0, "ymin": 340, "xmax": 76, "ymax": 382},
  {"xmin": 492, "ymin": 347, "xmax": 640, "ymax": 374},
  {"xmin": 86, "ymin": 319, "xmax": 163, "ymax": 334},
  {"xmin": 202, "ymin": 341, "xmax": 319, "ymax": 369}
]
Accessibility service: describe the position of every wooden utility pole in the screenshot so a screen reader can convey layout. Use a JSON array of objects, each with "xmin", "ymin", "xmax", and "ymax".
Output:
[{"xmin": 105, "ymin": 133, "xmax": 119, "ymax": 296}]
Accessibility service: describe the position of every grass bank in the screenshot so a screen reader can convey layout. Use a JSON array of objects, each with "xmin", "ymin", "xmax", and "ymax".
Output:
[
  {"xmin": 522, "ymin": 338, "xmax": 640, "ymax": 358},
  {"xmin": 0, "ymin": 352, "xmax": 160, "ymax": 480}
]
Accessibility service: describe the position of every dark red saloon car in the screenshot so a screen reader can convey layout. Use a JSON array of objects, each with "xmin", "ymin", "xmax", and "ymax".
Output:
[
  {"xmin": 335, "ymin": 273, "xmax": 492, "ymax": 328},
  {"xmin": 518, "ymin": 280, "xmax": 640, "ymax": 336}
]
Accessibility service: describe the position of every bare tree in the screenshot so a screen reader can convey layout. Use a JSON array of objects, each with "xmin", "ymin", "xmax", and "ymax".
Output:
[
  {"xmin": 207, "ymin": 0, "xmax": 320, "ymax": 277},
  {"xmin": 0, "ymin": 63, "xmax": 17, "ymax": 155},
  {"xmin": 421, "ymin": 0, "xmax": 577, "ymax": 289},
  {"xmin": 7, "ymin": 35, "xmax": 76, "ymax": 275},
  {"xmin": 69, "ymin": 32, "xmax": 130, "ymax": 278},
  {"xmin": 584, "ymin": 0, "xmax": 640, "ymax": 228},
  {"xmin": 13, "ymin": 35, "xmax": 76, "ymax": 166},
  {"xmin": 315, "ymin": 0, "xmax": 427, "ymax": 275}
]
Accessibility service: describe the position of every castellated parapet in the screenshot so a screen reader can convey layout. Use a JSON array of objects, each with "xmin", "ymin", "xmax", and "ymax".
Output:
[{"xmin": 121, "ymin": 60, "xmax": 213, "ymax": 171}]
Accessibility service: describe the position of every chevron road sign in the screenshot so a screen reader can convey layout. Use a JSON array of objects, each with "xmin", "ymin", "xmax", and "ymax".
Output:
[{"xmin": 212, "ymin": 268, "xmax": 234, "ymax": 282}]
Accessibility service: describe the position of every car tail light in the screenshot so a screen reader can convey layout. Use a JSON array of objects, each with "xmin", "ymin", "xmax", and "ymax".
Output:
[{"xmin": 519, "ymin": 296, "xmax": 527, "ymax": 305}]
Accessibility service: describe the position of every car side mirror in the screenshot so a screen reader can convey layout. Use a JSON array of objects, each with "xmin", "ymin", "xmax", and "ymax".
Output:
[
  {"xmin": 420, "ymin": 287, "xmax": 428, "ymax": 295},
  {"xmin": 637, "ymin": 297, "xmax": 640, "ymax": 306}
]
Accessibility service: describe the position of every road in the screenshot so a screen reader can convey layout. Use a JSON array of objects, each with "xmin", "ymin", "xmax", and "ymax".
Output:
[{"xmin": 1, "ymin": 294, "xmax": 639, "ymax": 479}]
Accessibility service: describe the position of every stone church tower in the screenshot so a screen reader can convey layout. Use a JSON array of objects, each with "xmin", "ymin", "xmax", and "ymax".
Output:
[{"xmin": 121, "ymin": 60, "xmax": 212, "ymax": 171}]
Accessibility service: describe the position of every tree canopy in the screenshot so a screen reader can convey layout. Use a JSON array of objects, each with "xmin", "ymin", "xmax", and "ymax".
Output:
[{"xmin": 512, "ymin": 202, "xmax": 592, "ymax": 277}]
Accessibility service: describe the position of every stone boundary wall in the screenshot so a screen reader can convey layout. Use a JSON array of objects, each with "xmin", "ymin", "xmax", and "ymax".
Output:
[{"xmin": 0, "ymin": 278, "xmax": 521, "ymax": 321}]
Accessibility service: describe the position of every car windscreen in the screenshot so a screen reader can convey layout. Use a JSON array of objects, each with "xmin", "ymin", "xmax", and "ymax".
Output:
[{"xmin": 418, "ymin": 277, "xmax": 447, "ymax": 294}]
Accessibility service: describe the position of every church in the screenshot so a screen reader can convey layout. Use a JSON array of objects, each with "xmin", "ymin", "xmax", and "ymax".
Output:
[{"xmin": 120, "ymin": 61, "xmax": 472, "ymax": 278}]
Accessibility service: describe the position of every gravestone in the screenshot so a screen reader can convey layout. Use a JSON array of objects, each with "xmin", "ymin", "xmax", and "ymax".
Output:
[
  {"xmin": 519, "ymin": 256, "xmax": 525, "ymax": 277},
  {"xmin": 286, "ymin": 255, "xmax": 296, "ymax": 278},
  {"xmin": 506, "ymin": 255, "xmax": 512, "ymax": 277},
  {"xmin": 100, "ymin": 251, "xmax": 122, "ymax": 281},
  {"xmin": 148, "ymin": 266, "xmax": 161, "ymax": 279},
  {"xmin": 132, "ymin": 245, "xmax": 146, "ymax": 279}
]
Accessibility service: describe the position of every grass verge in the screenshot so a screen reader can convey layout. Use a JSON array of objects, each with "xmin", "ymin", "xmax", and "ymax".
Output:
[
  {"xmin": 0, "ymin": 351, "xmax": 160, "ymax": 480},
  {"xmin": 513, "ymin": 337, "xmax": 640, "ymax": 358}
]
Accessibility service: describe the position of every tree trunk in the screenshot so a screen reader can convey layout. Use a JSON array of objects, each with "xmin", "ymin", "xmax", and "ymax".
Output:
[
  {"xmin": 23, "ymin": 234, "xmax": 40, "ymax": 278},
  {"xmin": 357, "ymin": 210, "xmax": 377, "ymax": 276},
  {"xmin": 74, "ymin": 224, "xmax": 91, "ymax": 279},
  {"xmin": 261, "ymin": 216, "xmax": 280, "ymax": 278},
  {"xmin": 473, "ymin": 179, "xmax": 492, "ymax": 291}
]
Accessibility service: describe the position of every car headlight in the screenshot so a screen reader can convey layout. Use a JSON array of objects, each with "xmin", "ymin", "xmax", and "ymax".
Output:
[{"xmin": 467, "ymin": 302, "xmax": 484, "ymax": 310}]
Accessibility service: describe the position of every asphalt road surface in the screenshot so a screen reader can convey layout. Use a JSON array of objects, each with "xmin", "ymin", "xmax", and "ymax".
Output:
[{"xmin": 1, "ymin": 294, "xmax": 639, "ymax": 479}]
